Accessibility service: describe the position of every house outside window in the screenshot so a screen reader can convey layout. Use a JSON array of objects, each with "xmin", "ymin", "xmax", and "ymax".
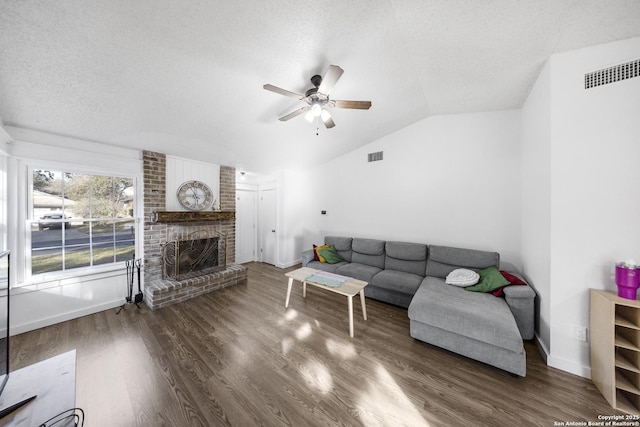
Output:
[{"xmin": 31, "ymin": 170, "xmax": 135, "ymax": 275}]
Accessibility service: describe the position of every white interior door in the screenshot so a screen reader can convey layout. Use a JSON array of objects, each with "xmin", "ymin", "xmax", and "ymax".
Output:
[
  {"xmin": 236, "ymin": 187, "xmax": 257, "ymax": 264},
  {"xmin": 259, "ymin": 188, "xmax": 277, "ymax": 265}
]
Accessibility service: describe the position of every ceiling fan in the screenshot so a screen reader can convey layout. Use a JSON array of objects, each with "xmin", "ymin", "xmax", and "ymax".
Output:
[{"xmin": 263, "ymin": 65, "xmax": 372, "ymax": 129}]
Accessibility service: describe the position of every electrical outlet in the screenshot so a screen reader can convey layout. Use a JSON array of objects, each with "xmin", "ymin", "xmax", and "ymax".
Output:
[{"xmin": 573, "ymin": 325, "xmax": 588, "ymax": 342}]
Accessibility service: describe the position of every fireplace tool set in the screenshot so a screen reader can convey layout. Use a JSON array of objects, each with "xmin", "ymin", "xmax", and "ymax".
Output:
[{"xmin": 117, "ymin": 257, "xmax": 143, "ymax": 314}]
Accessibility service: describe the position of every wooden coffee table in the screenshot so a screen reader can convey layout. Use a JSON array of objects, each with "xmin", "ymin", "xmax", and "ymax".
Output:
[{"xmin": 285, "ymin": 267, "xmax": 368, "ymax": 337}]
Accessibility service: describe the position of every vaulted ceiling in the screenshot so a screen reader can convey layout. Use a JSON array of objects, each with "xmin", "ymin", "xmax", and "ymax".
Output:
[{"xmin": 1, "ymin": 1, "xmax": 639, "ymax": 174}]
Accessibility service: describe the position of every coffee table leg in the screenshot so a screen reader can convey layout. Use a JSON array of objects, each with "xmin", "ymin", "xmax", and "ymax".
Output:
[
  {"xmin": 360, "ymin": 291, "xmax": 367, "ymax": 320},
  {"xmin": 348, "ymin": 295, "xmax": 354, "ymax": 337},
  {"xmin": 285, "ymin": 277, "xmax": 294, "ymax": 308}
]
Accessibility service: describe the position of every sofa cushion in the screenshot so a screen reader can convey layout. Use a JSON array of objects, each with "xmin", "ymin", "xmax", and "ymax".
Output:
[
  {"xmin": 325, "ymin": 236, "xmax": 353, "ymax": 263},
  {"xmin": 305, "ymin": 260, "xmax": 348, "ymax": 273},
  {"xmin": 408, "ymin": 276, "xmax": 523, "ymax": 353},
  {"xmin": 317, "ymin": 245, "xmax": 344, "ymax": 264},
  {"xmin": 492, "ymin": 271, "xmax": 528, "ymax": 297},
  {"xmin": 465, "ymin": 266, "xmax": 510, "ymax": 292},
  {"xmin": 314, "ymin": 244, "xmax": 330, "ymax": 262},
  {"xmin": 445, "ymin": 268, "xmax": 480, "ymax": 287},
  {"xmin": 336, "ymin": 263, "xmax": 381, "ymax": 283},
  {"xmin": 426, "ymin": 245, "xmax": 499, "ymax": 279},
  {"xmin": 351, "ymin": 238, "xmax": 385, "ymax": 269},
  {"xmin": 384, "ymin": 241, "xmax": 428, "ymax": 276},
  {"xmin": 371, "ymin": 270, "xmax": 424, "ymax": 295}
]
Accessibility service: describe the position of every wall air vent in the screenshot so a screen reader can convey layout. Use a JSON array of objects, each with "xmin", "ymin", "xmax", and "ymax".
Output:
[
  {"xmin": 585, "ymin": 59, "xmax": 639, "ymax": 89},
  {"xmin": 368, "ymin": 151, "xmax": 383, "ymax": 162}
]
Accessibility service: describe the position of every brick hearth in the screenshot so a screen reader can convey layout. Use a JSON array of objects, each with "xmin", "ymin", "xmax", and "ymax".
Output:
[{"xmin": 142, "ymin": 151, "xmax": 247, "ymax": 309}]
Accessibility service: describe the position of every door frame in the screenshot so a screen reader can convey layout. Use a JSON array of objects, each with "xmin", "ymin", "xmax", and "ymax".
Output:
[
  {"xmin": 235, "ymin": 183, "xmax": 258, "ymax": 264},
  {"xmin": 258, "ymin": 182, "xmax": 278, "ymax": 265}
]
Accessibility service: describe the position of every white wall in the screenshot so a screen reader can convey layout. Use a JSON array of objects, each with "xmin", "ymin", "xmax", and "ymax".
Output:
[
  {"xmin": 521, "ymin": 60, "xmax": 552, "ymax": 359},
  {"xmin": 302, "ymin": 110, "xmax": 523, "ymax": 270},
  {"xmin": 165, "ymin": 155, "xmax": 220, "ymax": 211},
  {"xmin": 254, "ymin": 170, "xmax": 306, "ymax": 269},
  {"xmin": 547, "ymin": 37, "xmax": 640, "ymax": 376},
  {"xmin": 4, "ymin": 127, "xmax": 143, "ymax": 334},
  {"xmin": 0, "ymin": 125, "xmax": 10, "ymax": 250},
  {"xmin": 278, "ymin": 170, "xmax": 305, "ymax": 268}
]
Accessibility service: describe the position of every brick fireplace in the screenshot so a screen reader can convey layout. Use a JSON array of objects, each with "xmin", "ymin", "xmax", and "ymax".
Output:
[{"xmin": 142, "ymin": 150, "xmax": 247, "ymax": 309}]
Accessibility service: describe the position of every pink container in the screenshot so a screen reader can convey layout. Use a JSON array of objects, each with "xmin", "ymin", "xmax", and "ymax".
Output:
[{"xmin": 616, "ymin": 262, "xmax": 640, "ymax": 300}]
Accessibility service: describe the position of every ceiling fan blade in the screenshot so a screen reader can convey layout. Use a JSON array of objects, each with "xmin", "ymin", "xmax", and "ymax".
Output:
[
  {"xmin": 278, "ymin": 107, "xmax": 308, "ymax": 121},
  {"xmin": 332, "ymin": 100, "xmax": 372, "ymax": 110},
  {"xmin": 318, "ymin": 65, "xmax": 344, "ymax": 95},
  {"xmin": 321, "ymin": 110, "xmax": 335, "ymax": 128},
  {"xmin": 263, "ymin": 84, "xmax": 303, "ymax": 99}
]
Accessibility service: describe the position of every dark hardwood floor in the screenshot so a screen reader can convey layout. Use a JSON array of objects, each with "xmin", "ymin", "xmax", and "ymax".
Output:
[{"xmin": 10, "ymin": 262, "xmax": 619, "ymax": 426}]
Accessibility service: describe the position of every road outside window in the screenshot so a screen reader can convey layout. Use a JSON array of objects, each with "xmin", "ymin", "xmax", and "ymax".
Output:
[{"xmin": 31, "ymin": 170, "xmax": 135, "ymax": 275}]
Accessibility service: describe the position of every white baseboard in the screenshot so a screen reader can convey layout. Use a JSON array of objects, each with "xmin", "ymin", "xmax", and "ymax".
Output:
[
  {"xmin": 534, "ymin": 334, "xmax": 549, "ymax": 364},
  {"xmin": 10, "ymin": 299, "xmax": 124, "ymax": 336},
  {"xmin": 547, "ymin": 354, "xmax": 591, "ymax": 379},
  {"xmin": 533, "ymin": 333, "xmax": 591, "ymax": 379},
  {"xmin": 276, "ymin": 259, "xmax": 301, "ymax": 269}
]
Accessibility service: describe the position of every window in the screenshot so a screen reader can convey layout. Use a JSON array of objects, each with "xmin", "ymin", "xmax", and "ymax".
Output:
[{"xmin": 31, "ymin": 170, "xmax": 135, "ymax": 275}]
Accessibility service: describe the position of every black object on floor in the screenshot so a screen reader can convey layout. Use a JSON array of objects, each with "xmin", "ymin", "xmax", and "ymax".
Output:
[
  {"xmin": 0, "ymin": 394, "xmax": 37, "ymax": 420},
  {"xmin": 116, "ymin": 257, "xmax": 141, "ymax": 314},
  {"xmin": 134, "ymin": 258, "xmax": 143, "ymax": 304}
]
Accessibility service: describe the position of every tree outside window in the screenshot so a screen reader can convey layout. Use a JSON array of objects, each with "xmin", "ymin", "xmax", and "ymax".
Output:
[{"xmin": 31, "ymin": 170, "xmax": 135, "ymax": 275}]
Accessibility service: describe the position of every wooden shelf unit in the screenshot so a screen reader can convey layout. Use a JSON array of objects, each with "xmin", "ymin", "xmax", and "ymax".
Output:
[{"xmin": 591, "ymin": 289, "xmax": 640, "ymax": 414}]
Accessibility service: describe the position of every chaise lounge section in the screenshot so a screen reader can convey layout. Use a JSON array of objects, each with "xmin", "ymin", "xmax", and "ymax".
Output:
[{"xmin": 302, "ymin": 236, "xmax": 536, "ymax": 376}]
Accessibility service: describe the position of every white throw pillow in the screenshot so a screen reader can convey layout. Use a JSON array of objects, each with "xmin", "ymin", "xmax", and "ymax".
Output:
[{"xmin": 445, "ymin": 268, "xmax": 480, "ymax": 287}]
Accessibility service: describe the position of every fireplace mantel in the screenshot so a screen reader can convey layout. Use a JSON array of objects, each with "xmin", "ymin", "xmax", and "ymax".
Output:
[{"xmin": 153, "ymin": 211, "xmax": 235, "ymax": 223}]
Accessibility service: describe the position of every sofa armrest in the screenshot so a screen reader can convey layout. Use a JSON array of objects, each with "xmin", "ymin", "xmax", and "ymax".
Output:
[
  {"xmin": 504, "ymin": 284, "xmax": 536, "ymax": 340},
  {"xmin": 301, "ymin": 249, "xmax": 315, "ymax": 267}
]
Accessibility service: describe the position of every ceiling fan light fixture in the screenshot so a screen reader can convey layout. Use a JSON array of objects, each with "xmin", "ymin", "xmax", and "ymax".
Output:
[
  {"xmin": 311, "ymin": 103, "xmax": 322, "ymax": 117},
  {"xmin": 264, "ymin": 64, "xmax": 371, "ymax": 129},
  {"xmin": 304, "ymin": 109, "xmax": 314, "ymax": 122}
]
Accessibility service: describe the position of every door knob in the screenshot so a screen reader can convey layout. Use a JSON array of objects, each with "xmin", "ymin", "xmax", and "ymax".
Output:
[{"xmin": 272, "ymin": 229, "xmax": 276, "ymax": 232}]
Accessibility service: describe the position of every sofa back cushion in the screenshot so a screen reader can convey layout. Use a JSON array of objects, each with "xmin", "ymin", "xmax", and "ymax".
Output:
[
  {"xmin": 426, "ymin": 245, "xmax": 499, "ymax": 279},
  {"xmin": 351, "ymin": 238, "xmax": 385, "ymax": 269},
  {"xmin": 384, "ymin": 241, "xmax": 428, "ymax": 277},
  {"xmin": 324, "ymin": 236, "xmax": 353, "ymax": 263}
]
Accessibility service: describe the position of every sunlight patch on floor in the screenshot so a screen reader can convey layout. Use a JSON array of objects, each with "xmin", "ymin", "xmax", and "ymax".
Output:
[
  {"xmin": 295, "ymin": 322, "xmax": 312, "ymax": 340},
  {"xmin": 298, "ymin": 358, "xmax": 333, "ymax": 395},
  {"xmin": 356, "ymin": 364, "xmax": 430, "ymax": 427},
  {"xmin": 325, "ymin": 338, "xmax": 357, "ymax": 360},
  {"xmin": 285, "ymin": 309, "xmax": 298, "ymax": 320},
  {"xmin": 278, "ymin": 308, "xmax": 298, "ymax": 326},
  {"xmin": 281, "ymin": 337, "xmax": 294, "ymax": 354}
]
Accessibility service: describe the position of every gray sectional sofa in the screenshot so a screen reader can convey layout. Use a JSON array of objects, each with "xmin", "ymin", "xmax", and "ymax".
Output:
[{"xmin": 301, "ymin": 236, "xmax": 536, "ymax": 377}]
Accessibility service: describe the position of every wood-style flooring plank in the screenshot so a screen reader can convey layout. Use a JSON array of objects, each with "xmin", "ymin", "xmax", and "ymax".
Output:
[{"xmin": 9, "ymin": 262, "xmax": 622, "ymax": 426}]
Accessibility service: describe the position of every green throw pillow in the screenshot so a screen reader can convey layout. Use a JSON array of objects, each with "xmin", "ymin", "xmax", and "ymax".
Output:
[
  {"xmin": 316, "ymin": 245, "xmax": 344, "ymax": 264},
  {"xmin": 465, "ymin": 266, "xmax": 510, "ymax": 292}
]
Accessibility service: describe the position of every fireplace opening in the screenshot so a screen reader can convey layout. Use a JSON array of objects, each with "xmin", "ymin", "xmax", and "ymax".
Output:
[{"xmin": 162, "ymin": 232, "xmax": 227, "ymax": 280}]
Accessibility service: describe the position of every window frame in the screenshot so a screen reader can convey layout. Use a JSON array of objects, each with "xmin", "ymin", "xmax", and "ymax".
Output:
[{"xmin": 22, "ymin": 162, "xmax": 139, "ymax": 285}]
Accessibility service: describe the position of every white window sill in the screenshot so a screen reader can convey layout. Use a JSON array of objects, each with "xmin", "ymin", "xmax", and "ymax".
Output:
[{"xmin": 14, "ymin": 263, "xmax": 129, "ymax": 294}]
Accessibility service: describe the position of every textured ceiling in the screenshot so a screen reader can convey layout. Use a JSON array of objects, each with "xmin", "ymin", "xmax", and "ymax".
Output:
[{"xmin": 1, "ymin": 1, "xmax": 639, "ymax": 174}]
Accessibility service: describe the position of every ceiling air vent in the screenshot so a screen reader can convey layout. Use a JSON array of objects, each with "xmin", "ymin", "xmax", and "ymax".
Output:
[
  {"xmin": 585, "ymin": 59, "xmax": 639, "ymax": 89},
  {"xmin": 368, "ymin": 151, "xmax": 383, "ymax": 162}
]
